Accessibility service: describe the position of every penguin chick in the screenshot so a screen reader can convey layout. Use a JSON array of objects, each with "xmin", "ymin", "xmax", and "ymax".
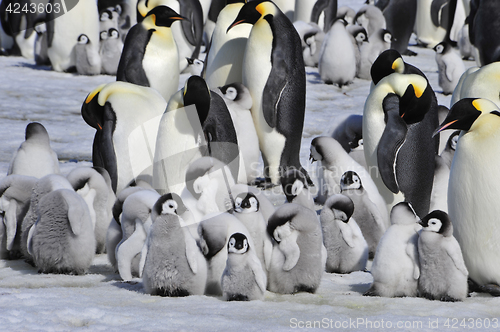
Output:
[
  {"xmin": 0, "ymin": 175, "xmax": 37, "ymax": 259},
  {"xmin": 434, "ymin": 41, "xmax": 466, "ymax": 95},
  {"xmin": 340, "ymin": 171, "xmax": 386, "ymax": 259},
  {"xmin": 418, "ymin": 210, "xmax": 468, "ymax": 301},
  {"xmin": 354, "ymin": 4, "xmax": 386, "ymax": 37},
  {"xmin": 357, "ymin": 28, "xmax": 392, "ymax": 80},
  {"xmin": 27, "ymin": 189, "xmax": 95, "ymax": 275},
  {"xmin": 267, "ymin": 203, "xmax": 324, "ymax": 294},
  {"xmin": 330, "ymin": 114, "xmax": 363, "ymax": 153},
  {"xmin": 221, "ymin": 233, "xmax": 267, "ymax": 301},
  {"xmin": 320, "ymin": 194, "xmax": 369, "ymax": 274},
  {"xmin": 141, "ymin": 209, "xmax": 207, "ymax": 297},
  {"xmin": 99, "ymin": 27, "xmax": 123, "ymax": 75},
  {"xmin": 75, "ymin": 34, "xmax": 102, "ymax": 75},
  {"xmin": 8, "ymin": 122, "xmax": 59, "ymax": 178},
  {"xmin": 232, "ymin": 192, "xmax": 273, "ymax": 273},
  {"xmin": 281, "ymin": 168, "xmax": 316, "ymax": 212},
  {"xmin": 365, "ymin": 202, "xmax": 421, "ymax": 297}
]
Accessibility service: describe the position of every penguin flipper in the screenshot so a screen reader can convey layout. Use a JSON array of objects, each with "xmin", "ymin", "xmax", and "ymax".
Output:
[
  {"xmin": 138, "ymin": 236, "xmax": 149, "ymax": 278},
  {"xmin": 26, "ymin": 222, "xmax": 37, "ymax": 257},
  {"xmin": 339, "ymin": 221, "xmax": 356, "ymax": 248},
  {"xmin": 249, "ymin": 252, "xmax": 267, "ymax": 293},
  {"xmin": 442, "ymin": 57, "xmax": 456, "ymax": 82},
  {"xmin": 116, "ymin": 219, "xmax": 147, "ymax": 281},
  {"xmin": 179, "ymin": 0, "xmax": 204, "ymax": 59},
  {"xmin": 444, "ymin": 240, "xmax": 468, "ymax": 277},
  {"xmin": 4, "ymin": 200, "xmax": 18, "ymax": 251},
  {"xmin": 405, "ymin": 240, "xmax": 420, "ymax": 280},
  {"xmin": 377, "ymin": 93, "xmax": 408, "ymax": 194},
  {"xmin": 279, "ymin": 231, "xmax": 301, "ymax": 271},
  {"xmin": 97, "ymin": 103, "xmax": 119, "ymax": 193},
  {"xmin": 310, "ymin": 0, "xmax": 329, "ymax": 24},
  {"xmin": 184, "ymin": 230, "xmax": 199, "ymax": 274},
  {"xmin": 62, "ymin": 192, "xmax": 88, "ymax": 236},
  {"xmin": 262, "ymin": 57, "xmax": 288, "ymax": 129}
]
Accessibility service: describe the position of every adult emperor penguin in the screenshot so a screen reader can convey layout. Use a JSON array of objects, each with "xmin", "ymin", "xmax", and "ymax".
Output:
[
  {"xmin": 365, "ymin": 202, "xmax": 421, "ymax": 297},
  {"xmin": 66, "ymin": 167, "xmax": 112, "ymax": 254},
  {"xmin": 365, "ymin": 50, "xmax": 439, "ymax": 217},
  {"xmin": 414, "ymin": 0, "xmax": 447, "ymax": 48},
  {"xmin": 340, "ymin": 171, "xmax": 386, "ymax": 258},
  {"xmin": 450, "ymin": 62, "xmax": 500, "ymax": 108},
  {"xmin": 434, "ymin": 98, "xmax": 500, "ymax": 294},
  {"xmin": 117, "ymin": 5, "xmax": 184, "ymax": 101},
  {"xmin": 204, "ymin": 0, "xmax": 251, "ymax": 89},
  {"xmin": 232, "ymin": 191, "xmax": 273, "ymax": 272},
  {"xmin": 266, "ymin": 203, "xmax": 324, "ymax": 294},
  {"xmin": 320, "ymin": 194, "xmax": 369, "ymax": 274},
  {"xmin": 221, "ymin": 233, "xmax": 267, "ymax": 301},
  {"xmin": 74, "ymin": 33, "xmax": 102, "ymax": 75},
  {"xmin": 418, "ymin": 210, "xmax": 468, "ymax": 301},
  {"xmin": 0, "ymin": 175, "xmax": 37, "ymax": 259},
  {"xmin": 141, "ymin": 210, "xmax": 207, "ymax": 296},
  {"xmin": 27, "ymin": 189, "xmax": 95, "ymax": 275},
  {"xmin": 433, "ymin": 41, "xmax": 465, "ymax": 95},
  {"xmin": 8, "ymin": 122, "xmax": 60, "ymax": 178},
  {"xmin": 82, "ymin": 81, "xmax": 167, "ymax": 193},
  {"xmin": 318, "ymin": 18, "xmax": 356, "ymax": 87},
  {"xmin": 375, "ymin": 0, "xmax": 417, "ymax": 55},
  {"xmin": 215, "ymin": 82, "xmax": 259, "ymax": 184},
  {"xmin": 310, "ymin": 0, "xmax": 337, "ymax": 32},
  {"xmin": 136, "ymin": 0, "xmax": 204, "ymax": 71},
  {"xmin": 228, "ymin": 0, "xmax": 311, "ymax": 187},
  {"xmin": 468, "ymin": 0, "xmax": 500, "ymax": 66},
  {"xmin": 46, "ymin": 0, "xmax": 100, "ymax": 72}
]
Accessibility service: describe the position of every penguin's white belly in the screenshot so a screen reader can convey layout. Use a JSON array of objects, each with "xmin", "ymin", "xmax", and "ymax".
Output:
[
  {"xmin": 243, "ymin": 22, "xmax": 286, "ymax": 183},
  {"xmin": 319, "ymin": 26, "xmax": 356, "ymax": 85},
  {"xmin": 448, "ymin": 138, "xmax": 500, "ymax": 286},
  {"xmin": 143, "ymin": 36, "xmax": 179, "ymax": 101},
  {"xmin": 10, "ymin": 145, "xmax": 58, "ymax": 178},
  {"xmin": 415, "ymin": 0, "xmax": 446, "ymax": 48},
  {"xmin": 230, "ymin": 110, "xmax": 260, "ymax": 184}
]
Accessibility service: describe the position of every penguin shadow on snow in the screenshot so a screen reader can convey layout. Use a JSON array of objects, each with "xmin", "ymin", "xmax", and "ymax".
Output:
[
  {"xmin": 13, "ymin": 62, "xmax": 52, "ymax": 71},
  {"xmin": 306, "ymin": 70, "xmax": 323, "ymax": 84}
]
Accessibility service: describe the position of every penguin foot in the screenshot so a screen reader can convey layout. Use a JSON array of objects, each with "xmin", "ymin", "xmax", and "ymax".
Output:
[
  {"xmin": 363, "ymin": 286, "xmax": 379, "ymax": 297},
  {"xmin": 480, "ymin": 284, "xmax": 500, "ymax": 297}
]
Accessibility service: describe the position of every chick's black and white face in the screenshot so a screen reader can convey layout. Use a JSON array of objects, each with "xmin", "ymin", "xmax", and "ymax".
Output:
[
  {"xmin": 383, "ymin": 32, "xmax": 392, "ymax": 44},
  {"xmin": 435, "ymin": 44, "xmax": 444, "ymax": 54},
  {"xmin": 234, "ymin": 194, "xmax": 259, "ymax": 213},
  {"xmin": 424, "ymin": 218, "xmax": 442, "ymax": 233},
  {"xmin": 224, "ymin": 87, "xmax": 238, "ymax": 101},
  {"xmin": 340, "ymin": 171, "xmax": 361, "ymax": 190},
  {"xmin": 228, "ymin": 234, "xmax": 249, "ymax": 254},
  {"xmin": 162, "ymin": 199, "xmax": 178, "ymax": 215}
]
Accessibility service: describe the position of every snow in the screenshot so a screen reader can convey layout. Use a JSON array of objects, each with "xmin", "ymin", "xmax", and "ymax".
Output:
[{"xmin": 1, "ymin": 0, "xmax": 499, "ymax": 331}]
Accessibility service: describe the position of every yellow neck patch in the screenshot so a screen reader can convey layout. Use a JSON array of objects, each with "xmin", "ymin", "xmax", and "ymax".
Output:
[
  {"xmin": 472, "ymin": 98, "xmax": 497, "ymax": 113},
  {"xmin": 392, "ymin": 58, "xmax": 404, "ymax": 73}
]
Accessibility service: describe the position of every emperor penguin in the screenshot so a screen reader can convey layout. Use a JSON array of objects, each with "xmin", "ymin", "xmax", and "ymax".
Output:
[
  {"xmin": 46, "ymin": 0, "xmax": 100, "ymax": 72},
  {"xmin": 365, "ymin": 51, "xmax": 439, "ymax": 217},
  {"xmin": 141, "ymin": 207, "xmax": 207, "ymax": 296},
  {"xmin": 266, "ymin": 203, "xmax": 324, "ymax": 294},
  {"xmin": 221, "ymin": 233, "xmax": 267, "ymax": 301},
  {"xmin": 99, "ymin": 28, "xmax": 124, "ymax": 75},
  {"xmin": 227, "ymin": 0, "xmax": 312, "ymax": 187},
  {"xmin": 215, "ymin": 82, "xmax": 259, "ymax": 185},
  {"xmin": 230, "ymin": 183, "xmax": 276, "ymax": 223},
  {"xmin": 376, "ymin": 0, "xmax": 417, "ymax": 56},
  {"xmin": 330, "ymin": 114, "xmax": 363, "ymax": 153},
  {"xmin": 117, "ymin": 5, "xmax": 184, "ymax": 101},
  {"xmin": 414, "ymin": 0, "xmax": 447, "ymax": 48},
  {"xmin": 357, "ymin": 29, "xmax": 392, "ymax": 80},
  {"xmin": 232, "ymin": 191, "xmax": 273, "ymax": 273},
  {"xmin": 204, "ymin": 0, "xmax": 251, "ymax": 89},
  {"xmin": 320, "ymin": 194, "xmax": 369, "ymax": 274},
  {"xmin": 434, "ymin": 41, "xmax": 466, "ymax": 95},
  {"xmin": 418, "ymin": 210, "xmax": 468, "ymax": 301},
  {"xmin": 468, "ymin": 0, "xmax": 500, "ymax": 66},
  {"xmin": 198, "ymin": 212, "xmax": 253, "ymax": 295},
  {"xmin": 66, "ymin": 167, "xmax": 112, "ymax": 254},
  {"xmin": 115, "ymin": 189, "xmax": 160, "ymax": 281},
  {"xmin": 0, "ymin": 175, "xmax": 37, "ymax": 259},
  {"xmin": 450, "ymin": 62, "xmax": 500, "ymax": 108},
  {"xmin": 318, "ymin": 18, "xmax": 356, "ymax": 87},
  {"xmin": 0, "ymin": 0, "xmax": 37, "ymax": 59},
  {"xmin": 433, "ymin": 98, "xmax": 500, "ymax": 294},
  {"xmin": 27, "ymin": 189, "xmax": 95, "ymax": 275},
  {"xmin": 310, "ymin": 136, "xmax": 389, "ymax": 228},
  {"xmin": 8, "ymin": 122, "xmax": 60, "ymax": 178},
  {"xmin": 20, "ymin": 174, "xmax": 74, "ymax": 263},
  {"xmin": 136, "ymin": 0, "xmax": 204, "ymax": 71},
  {"xmin": 340, "ymin": 171, "xmax": 386, "ymax": 258},
  {"xmin": 364, "ymin": 202, "xmax": 421, "ymax": 298},
  {"xmin": 310, "ymin": 0, "xmax": 338, "ymax": 32},
  {"xmin": 280, "ymin": 168, "xmax": 316, "ymax": 212},
  {"xmin": 82, "ymin": 81, "xmax": 167, "ymax": 193},
  {"xmin": 74, "ymin": 33, "xmax": 102, "ymax": 75},
  {"xmin": 353, "ymin": 5, "xmax": 386, "ymax": 37}
]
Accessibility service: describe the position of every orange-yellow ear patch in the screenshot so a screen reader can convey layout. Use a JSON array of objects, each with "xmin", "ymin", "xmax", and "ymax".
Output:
[{"xmin": 85, "ymin": 84, "xmax": 106, "ymax": 104}]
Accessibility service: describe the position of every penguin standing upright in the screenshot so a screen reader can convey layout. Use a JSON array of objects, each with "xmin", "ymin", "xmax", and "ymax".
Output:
[
  {"xmin": 117, "ymin": 6, "xmax": 184, "ymax": 101},
  {"xmin": 100, "ymin": 28, "xmax": 124, "ymax": 75},
  {"xmin": 434, "ymin": 98, "xmax": 500, "ymax": 295},
  {"xmin": 204, "ymin": 0, "xmax": 251, "ymax": 89},
  {"xmin": 365, "ymin": 50, "xmax": 439, "ymax": 218},
  {"xmin": 418, "ymin": 210, "xmax": 468, "ymax": 301},
  {"xmin": 450, "ymin": 62, "xmax": 500, "ymax": 108},
  {"xmin": 228, "ymin": 0, "xmax": 311, "ymax": 187},
  {"xmin": 310, "ymin": 0, "xmax": 337, "ymax": 32},
  {"xmin": 376, "ymin": 0, "xmax": 417, "ymax": 56},
  {"xmin": 74, "ymin": 34, "xmax": 102, "ymax": 75},
  {"xmin": 468, "ymin": 0, "xmax": 500, "ymax": 66},
  {"xmin": 414, "ymin": 0, "xmax": 447, "ymax": 48},
  {"xmin": 357, "ymin": 29, "xmax": 392, "ymax": 80}
]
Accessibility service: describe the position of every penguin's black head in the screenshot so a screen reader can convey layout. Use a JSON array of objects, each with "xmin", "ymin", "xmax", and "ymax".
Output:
[
  {"xmin": 25, "ymin": 122, "xmax": 48, "ymax": 141},
  {"xmin": 234, "ymin": 192, "xmax": 259, "ymax": 213},
  {"xmin": 309, "ymin": 137, "xmax": 325, "ymax": 163},
  {"xmin": 447, "ymin": 131, "xmax": 460, "ymax": 151},
  {"xmin": 146, "ymin": 5, "xmax": 185, "ymax": 28},
  {"xmin": 219, "ymin": 83, "xmax": 244, "ymax": 102},
  {"xmin": 433, "ymin": 98, "xmax": 484, "ymax": 137},
  {"xmin": 227, "ymin": 0, "xmax": 276, "ymax": 32},
  {"xmin": 281, "ymin": 168, "xmax": 308, "ymax": 203},
  {"xmin": 433, "ymin": 41, "xmax": 449, "ymax": 54},
  {"xmin": 419, "ymin": 210, "xmax": 452, "ymax": 236},
  {"xmin": 228, "ymin": 233, "xmax": 249, "ymax": 254},
  {"xmin": 108, "ymin": 28, "xmax": 120, "ymax": 39},
  {"xmin": 153, "ymin": 193, "xmax": 188, "ymax": 221},
  {"xmin": 77, "ymin": 34, "xmax": 90, "ymax": 45},
  {"xmin": 100, "ymin": 9, "xmax": 113, "ymax": 21},
  {"xmin": 340, "ymin": 171, "xmax": 362, "ymax": 191},
  {"xmin": 324, "ymin": 194, "xmax": 354, "ymax": 223},
  {"xmin": 183, "ymin": 76, "xmax": 211, "ymax": 125},
  {"xmin": 371, "ymin": 49, "xmax": 405, "ymax": 85},
  {"xmin": 390, "ymin": 202, "xmax": 418, "ymax": 225}
]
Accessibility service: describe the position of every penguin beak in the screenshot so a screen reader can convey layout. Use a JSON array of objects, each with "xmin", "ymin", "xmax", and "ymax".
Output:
[
  {"xmin": 227, "ymin": 20, "xmax": 245, "ymax": 33},
  {"xmin": 432, "ymin": 120, "xmax": 458, "ymax": 137},
  {"xmin": 432, "ymin": 98, "xmax": 483, "ymax": 137}
]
